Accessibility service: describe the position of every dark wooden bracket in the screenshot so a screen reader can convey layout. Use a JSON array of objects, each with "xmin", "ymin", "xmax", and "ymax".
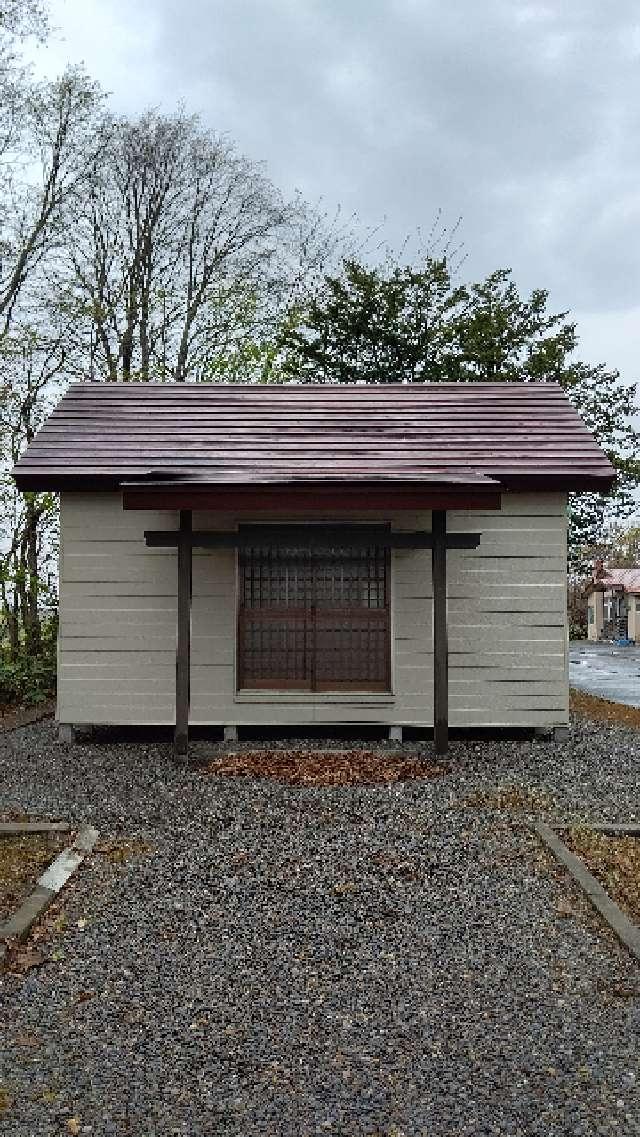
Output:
[
  {"xmin": 432, "ymin": 511, "xmax": 449, "ymax": 757},
  {"xmin": 145, "ymin": 526, "xmax": 481, "ymax": 551},
  {"xmin": 174, "ymin": 510, "xmax": 192, "ymax": 759}
]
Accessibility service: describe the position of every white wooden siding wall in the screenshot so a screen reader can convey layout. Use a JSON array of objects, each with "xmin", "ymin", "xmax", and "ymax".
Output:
[
  {"xmin": 447, "ymin": 498, "xmax": 568, "ymax": 726},
  {"xmin": 587, "ymin": 593, "xmax": 601, "ymax": 641},
  {"xmin": 58, "ymin": 491, "xmax": 568, "ymax": 728}
]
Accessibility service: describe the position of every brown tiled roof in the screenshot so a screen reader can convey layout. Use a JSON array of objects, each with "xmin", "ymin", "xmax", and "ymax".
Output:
[
  {"xmin": 592, "ymin": 568, "xmax": 640, "ymax": 594},
  {"xmin": 12, "ymin": 380, "xmax": 616, "ymax": 493}
]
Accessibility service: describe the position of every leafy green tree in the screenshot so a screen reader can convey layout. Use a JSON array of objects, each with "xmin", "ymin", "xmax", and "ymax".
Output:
[
  {"xmin": 1, "ymin": 323, "xmax": 63, "ymax": 663},
  {"xmin": 573, "ymin": 520, "xmax": 640, "ymax": 577},
  {"xmin": 561, "ymin": 362, "xmax": 639, "ymax": 571},
  {"xmin": 281, "ymin": 257, "xmax": 466, "ymax": 383},
  {"xmin": 279, "ymin": 258, "xmax": 639, "ymax": 565},
  {"xmin": 448, "ymin": 269, "xmax": 577, "ymax": 382},
  {"xmin": 601, "ymin": 523, "xmax": 640, "ymax": 568}
]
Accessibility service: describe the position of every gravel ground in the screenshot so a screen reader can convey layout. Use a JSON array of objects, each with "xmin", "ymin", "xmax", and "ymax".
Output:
[{"xmin": 1, "ymin": 717, "xmax": 640, "ymax": 1136}]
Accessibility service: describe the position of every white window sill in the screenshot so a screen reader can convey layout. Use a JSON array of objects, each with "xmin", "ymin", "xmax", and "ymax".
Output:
[{"xmin": 234, "ymin": 691, "xmax": 395, "ymax": 704}]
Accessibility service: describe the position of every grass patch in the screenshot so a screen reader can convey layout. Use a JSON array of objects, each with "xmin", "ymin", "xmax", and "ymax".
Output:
[
  {"xmin": 201, "ymin": 748, "xmax": 449, "ymax": 787},
  {"xmin": 566, "ymin": 827, "xmax": 640, "ymax": 925},
  {"xmin": 570, "ymin": 687, "xmax": 640, "ymax": 729},
  {"xmin": 0, "ymin": 834, "xmax": 65, "ymax": 923},
  {"xmin": 464, "ymin": 785, "xmax": 553, "ymax": 812}
]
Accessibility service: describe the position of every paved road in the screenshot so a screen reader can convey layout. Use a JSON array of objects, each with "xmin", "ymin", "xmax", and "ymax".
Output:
[{"xmin": 570, "ymin": 640, "xmax": 640, "ymax": 707}]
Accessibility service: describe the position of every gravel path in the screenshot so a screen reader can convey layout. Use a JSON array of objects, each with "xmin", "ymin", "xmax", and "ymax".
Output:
[{"xmin": 1, "ymin": 718, "xmax": 640, "ymax": 1136}]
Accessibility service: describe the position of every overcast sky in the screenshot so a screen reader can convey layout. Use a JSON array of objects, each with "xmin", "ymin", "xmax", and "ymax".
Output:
[{"xmin": 29, "ymin": 0, "xmax": 640, "ymax": 387}]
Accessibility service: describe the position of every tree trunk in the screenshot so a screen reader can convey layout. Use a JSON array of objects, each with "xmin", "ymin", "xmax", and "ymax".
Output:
[
  {"xmin": 1, "ymin": 582, "xmax": 20, "ymax": 663},
  {"xmin": 23, "ymin": 497, "xmax": 41, "ymax": 656}
]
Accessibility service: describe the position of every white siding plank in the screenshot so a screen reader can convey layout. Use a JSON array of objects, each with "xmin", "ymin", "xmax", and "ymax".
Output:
[
  {"xmin": 58, "ymin": 490, "xmax": 569, "ymax": 729},
  {"xmin": 59, "ymin": 649, "xmax": 175, "ymax": 666}
]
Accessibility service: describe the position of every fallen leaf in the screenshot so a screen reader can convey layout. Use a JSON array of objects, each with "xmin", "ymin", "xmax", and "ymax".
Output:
[
  {"xmin": 566, "ymin": 828, "xmax": 640, "ymax": 926},
  {"xmin": 570, "ymin": 687, "xmax": 640, "ymax": 729},
  {"xmin": 96, "ymin": 839, "xmax": 153, "ymax": 863},
  {"xmin": 7, "ymin": 948, "xmax": 45, "ymax": 974},
  {"xmin": 333, "ymin": 882, "xmax": 357, "ymax": 895},
  {"xmin": 202, "ymin": 748, "xmax": 448, "ymax": 787},
  {"xmin": 555, "ymin": 899, "xmax": 576, "ymax": 919}
]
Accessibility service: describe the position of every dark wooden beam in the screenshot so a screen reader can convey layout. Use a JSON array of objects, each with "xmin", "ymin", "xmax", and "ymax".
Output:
[
  {"xmin": 124, "ymin": 485, "xmax": 502, "ymax": 512},
  {"xmin": 144, "ymin": 526, "xmax": 481, "ymax": 551},
  {"xmin": 432, "ymin": 510, "xmax": 448, "ymax": 757},
  {"xmin": 12, "ymin": 471, "xmax": 616, "ymax": 495},
  {"xmin": 174, "ymin": 510, "xmax": 192, "ymax": 758}
]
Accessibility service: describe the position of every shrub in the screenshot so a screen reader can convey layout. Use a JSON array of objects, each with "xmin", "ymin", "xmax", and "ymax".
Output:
[
  {"xmin": 0, "ymin": 655, "xmax": 56, "ymax": 709},
  {"xmin": 0, "ymin": 615, "xmax": 57, "ymax": 710}
]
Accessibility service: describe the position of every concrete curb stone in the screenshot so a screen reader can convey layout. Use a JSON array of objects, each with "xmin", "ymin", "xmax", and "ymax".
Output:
[
  {"xmin": 0, "ymin": 823, "xmax": 99, "ymax": 963},
  {"xmin": 0, "ymin": 821, "xmax": 72, "ymax": 836},
  {"xmin": 536, "ymin": 820, "xmax": 640, "ymax": 965}
]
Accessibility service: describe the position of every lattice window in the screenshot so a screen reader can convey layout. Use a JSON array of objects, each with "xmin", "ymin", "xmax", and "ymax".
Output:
[{"xmin": 237, "ymin": 534, "xmax": 390, "ymax": 691}]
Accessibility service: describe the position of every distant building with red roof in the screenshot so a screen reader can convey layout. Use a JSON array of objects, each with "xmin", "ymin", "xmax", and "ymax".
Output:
[{"xmin": 587, "ymin": 564, "xmax": 640, "ymax": 641}]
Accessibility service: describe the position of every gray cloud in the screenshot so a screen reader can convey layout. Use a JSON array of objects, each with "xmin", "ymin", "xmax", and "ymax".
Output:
[{"xmin": 39, "ymin": 0, "xmax": 640, "ymax": 373}]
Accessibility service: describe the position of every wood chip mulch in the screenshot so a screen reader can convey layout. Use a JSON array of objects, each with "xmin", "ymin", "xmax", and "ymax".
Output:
[
  {"xmin": 0, "ymin": 699, "xmax": 56, "ymax": 733},
  {"xmin": 570, "ymin": 687, "xmax": 640, "ymax": 729},
  {"xmin": 566, "ymin": 828, "xmax": 640, "ymax": 925},
  {"xmin": 463, "ymin": 785, "xmax": 553, "ymax": 812},
  {"xmin": 201, "ymin": 748, "xmax": 449, "ymax": 786},
  {"xmin": 0, "ymin": 834, "xmax": 65, "ymax": 923}
]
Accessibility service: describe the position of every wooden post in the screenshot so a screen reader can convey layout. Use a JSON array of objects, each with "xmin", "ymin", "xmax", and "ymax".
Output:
[
  {"xmin": 432, "ymin": 510, "xmax": 448, "ymax": 755},
  {"xmin": 174, "ymin": 510, "xmax": 192, "ymax": 758}
]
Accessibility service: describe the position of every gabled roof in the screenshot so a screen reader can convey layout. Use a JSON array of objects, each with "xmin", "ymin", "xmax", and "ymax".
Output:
[
  {"xmin": 12, "ymin": 380, "xmax": 616, "ymax": 493},
  {"xmin": 592, "ymin": 568, "xmax": 640, "ymax": 594}
]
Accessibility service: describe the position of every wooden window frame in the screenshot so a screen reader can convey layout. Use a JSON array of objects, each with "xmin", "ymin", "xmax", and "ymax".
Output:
[{"xmin": 236, "ymin": 535, "xmax": 391, "ymax": 694}]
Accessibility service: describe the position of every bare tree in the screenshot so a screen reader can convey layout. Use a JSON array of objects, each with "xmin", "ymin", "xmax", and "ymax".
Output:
[
  {"xmin": 0, "ymin": 12, "xmax": 346, "ymax": 707},
  {"xmin": 58, "ymin": 109, "xmax": 340, "ymax": 382},
  {"xmin": 0, "ymin": 0, "xmax": 48, "ymax": 164},
  {"xmin": 0, "ymin": 67, "xmax": 104, "ymax": 337},
  {"xmin": 0, "ymin": 6, "xmax": 103, "ymax": 704}
]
